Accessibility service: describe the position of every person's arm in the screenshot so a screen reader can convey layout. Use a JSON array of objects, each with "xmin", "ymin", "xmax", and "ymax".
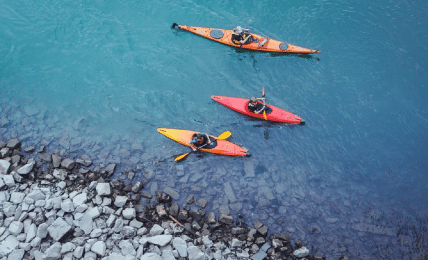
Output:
[
  {"xmin": 240, "ymin": 34, "xmax": 252, "ymax": 44},
  {"xmin": 254, "ymin": 103, "xmax": 266, "ymax": 114}
]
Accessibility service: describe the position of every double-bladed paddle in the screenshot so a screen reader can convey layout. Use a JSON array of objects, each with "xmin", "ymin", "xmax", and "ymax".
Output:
[
  {"xmin": 262, "ymin": 87, "xmax": 267, "ymax": 120},
  {"xmin": 174, "ymin": 131, "xmax": 232, "ymax": 162}
]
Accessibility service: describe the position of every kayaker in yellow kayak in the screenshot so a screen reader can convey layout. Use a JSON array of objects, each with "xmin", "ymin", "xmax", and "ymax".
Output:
[
  {"xmin": 231, "ymin": 26, "xmax": 254, "ymax": 45},
  {"xmin": 190, "ymin": 132, "xmax": 212, "ymax": 151}
]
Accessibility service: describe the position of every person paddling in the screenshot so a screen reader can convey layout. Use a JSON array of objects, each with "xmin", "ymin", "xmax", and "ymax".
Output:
[
  {"xmin": 190, "ymin": 132, "xmax": 212, "ymax": 151},
  {"xmin": 248, "ymin": 96, "xmax": 267, "ymax": 114},
  {"xmin": 231, "ymin": 26, "xmax": 253, "ymax": 45}
]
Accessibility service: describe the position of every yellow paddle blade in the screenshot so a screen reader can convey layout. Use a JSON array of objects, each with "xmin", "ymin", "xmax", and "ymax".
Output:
[
  {"xmin": 175, "ymin": 152, "xmax": 190, "ymax": 162},
  {"xmin": 217, "ymin": 131, "xmax": 231, "ymax": 140},
  {"xmin": 262, "ymin": 86, "xmax": 265, "ymax": 97},
  {"xmin": 263, "ymin": 110, "xmax": 267, "ymax": 120}
]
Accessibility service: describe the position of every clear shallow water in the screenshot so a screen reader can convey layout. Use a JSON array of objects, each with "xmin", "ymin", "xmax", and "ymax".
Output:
[{"xmin": 1, "ymin": 0, "xmax": 428, "ymax": 259}]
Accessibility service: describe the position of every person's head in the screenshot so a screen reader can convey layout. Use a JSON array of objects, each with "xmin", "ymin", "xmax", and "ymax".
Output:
[
  {"xmin": 234, "ymin": 26, "xmax": 243, "ymax": 34},
  {"xmin": 195, "ymin": 133, "xmax": 202, "ymax": 140},
  {"xmin": 250, "ymin": 97, "xmax": 257, "ymax": 104}
]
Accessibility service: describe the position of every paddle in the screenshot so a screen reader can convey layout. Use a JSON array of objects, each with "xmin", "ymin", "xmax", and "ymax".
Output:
[
  {"xmin": 174, "ymin": 131, "xmax": 232, "ymax": 162},
  {"xmin": 262, "ymin": 87, "xmax": 267, "ymax": 120}
]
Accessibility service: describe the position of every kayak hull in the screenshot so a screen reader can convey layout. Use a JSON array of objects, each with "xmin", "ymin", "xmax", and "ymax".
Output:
[
  {"xmin": 157, "ymin": 128, "xmax": 248, "ymax": 157},
  {"xmin": 211, "ymin": 96, "xmax": 303, "ymax": 124},
  {"xmin": 174, "ymin": 24, "xmax": 320, "ymax": 54}
]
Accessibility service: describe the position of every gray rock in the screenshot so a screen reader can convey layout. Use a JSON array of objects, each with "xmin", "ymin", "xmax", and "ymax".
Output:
[
  {"xmin": 244, "ymin": 160, "xmax": 255, "ymax": 177},
  {"xmin": 146, "ymin": 235, "xmax": 172, "ymax": 247},
  {"xmin": 91, "ymin": 241, "xmax": 106, "ymax": 256},
  {"xmin": 10, "ymin": 192, "xmax": 25, "ymax": 204},
  {"xmin": 7, "ymin": 139, "xmax": 20, "ymax": 149},
  {"xmin": 51, "ymin": 154, "xmax": 62, "ymax": 168},
  {"xmin": 129, "ymin": 219, "xmax": 143, "ymax": 229},
  {"xmin": 150, "ymin": 224, "xmax": 164, "ymax": 236},
  {"xmin": 61, "ymin": 242, "xmax": 76, "ymax": 254},
  {"xmin": 43, "ymin": 242, "xmax": 62, "ymax": 260},
  {"xmin": 61, "ymin": 159, "xmax": 75, "ymax": 170},
  {"xmin": 218, "ymin": 214, "xmax": 233, "ymax": 225},
  {"xmin": 3, "ymin": 175, "xmax": 15, "ymax": 186},
  {"xmin": 73, "ymin": 246, "xmax": 84, "ymax": 258},
  {"xmin": 37, "ymin": 223, "xmax": 49, "ymax": 238},
  {"xmin": 8, "ymin": 221, "xmax": 24, "ymax": 236},
  {"xmin": 140, "ymin": 253, "xmax": 163, "ymax": 260},
  {"xmin": 223, "ymin": 182, "xmax": 236, "ymax": 203},
  {"xmin": 119, "ymin": 240, "xmax": 136, "ymax": 256},
  {"xmin": 25, "ymin": 223, "xmax": 37, "ymax": 243},
  {"xmin": 163, "ymin": 187, "xmax": 179, "ymax": 200},
  {"xmin": 230, "ymin": 238, "xmax": 242, "ymax": 248},
  {"xmin": 61, "ymin": 199, "xmax": 75, "ymax": 213},
  {"xmin": 79, "ymin": 212, "xmax": 94, "ymax": 235},
  {"xmin": 7, "ymin": 248, "xmax": 25, "ymax": 260},
  {"xmin": 53, "ymin": 169, "xmax": 67, "ymax": 181},
  {"xmin": 187, "ymin": 246, "xmax": 205, "ymax": 260},
  {"xmin": 131, "ymin": 181, "xmax": 144, "ymax": 193},
  {"xmin": 27, "ymin": 190, "xmax": 46, "ymax": 201},
  {"xmin": 197, "ymin": 198, "xmax": 207, "ymax": 208},
  {"xmin": 90, "ymin": 229, "xmax": 103, "ymax": 238},
  {"xmin": 0, "ymin": 235, "xmax": 19, "ymax": 255},
  {"xmin": 48, "ymin": 218, "xmax": 72, "ymax": 241},
  {"xmin": 73, "ymin": 193, "xmax": 87, "ymax": 207},
  {"xmin": 104, "ymin": 164, "xmax": 116, "ymax": 175},
  {"xmin": 186, "ymin": 196, "xmax": 195, "ymax": 205},
  {"xmin": 114, "ymin": 196, "xmax": 128, "ymax": 207},
  {"xmin": 123, "ymin": 208, "xmax": 136, "ymax": 219},
  {"xmin": 113, "ymin": 218, "xmax": 124, "ymax": 233},
  {"xmin": 172, "ymin": 237, "xmax": 187, "ymax": 257},
  {"xmin": 17, "ymin": 162, "xmax": 34, "ymax": 175},
  {"xmin": 293, "ymin": 246, "xmax": 309, "ymax": 257},
  {"xmin": 96, "ymin": 183, "xmax": 111, "ymax": 196}
]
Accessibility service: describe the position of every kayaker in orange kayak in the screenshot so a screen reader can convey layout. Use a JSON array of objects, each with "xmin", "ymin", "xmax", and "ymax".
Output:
[
  {"xmin": 190, "ymin": 132, "xmax": 212, "ymax": 151},
  {"xmin": 231, "ymin": 26, "xmax": 253, "ymax": 45},
  {"xmin": 248, "ymin": 97, "xmax": 267, "ymax": 114}
]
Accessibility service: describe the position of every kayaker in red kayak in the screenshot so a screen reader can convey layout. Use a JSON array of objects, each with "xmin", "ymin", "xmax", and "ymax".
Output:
[
  {"xmin": 190, "ymin": 132, "xmax": 212, "ymax": 151},
  {"xmin": 248, "ymin": 97, "xmax": 267, "ymax": 114},
  {"xmin": 231, "ymin": 26, "xmax": 253, "ymax": 45}
]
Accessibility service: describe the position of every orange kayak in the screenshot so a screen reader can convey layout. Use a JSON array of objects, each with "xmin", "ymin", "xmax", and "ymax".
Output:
[
  {"xmin": 157, "ymin": 128, "xmax": 249, "ymax": 157},
  {"xmin": 172, "ymin": 23, "xmax": 320, "ymax": 54}
]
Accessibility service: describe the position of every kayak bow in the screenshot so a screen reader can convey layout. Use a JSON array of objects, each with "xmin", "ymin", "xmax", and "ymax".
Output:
[
  {"xmin": 211, "ymin": 96, "xmax": 305, "ymax": 124},
  {"xmin": 172, "ymin": 23, "xmax": 320, "ymax": 54},
  {"xmin": 157, "ymin": 128, "xmax": 249, "ymax": 157}
]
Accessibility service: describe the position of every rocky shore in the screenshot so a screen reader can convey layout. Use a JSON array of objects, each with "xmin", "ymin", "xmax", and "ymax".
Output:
[{"xmin": 0, "ymin": 137, "xmax": 346, "ymax": 260}]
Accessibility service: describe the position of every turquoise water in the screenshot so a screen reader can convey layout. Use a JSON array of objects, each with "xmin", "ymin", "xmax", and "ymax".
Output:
[{"xmin": 1, "ymin": 0, "xmax": 428, "ymax": 258}]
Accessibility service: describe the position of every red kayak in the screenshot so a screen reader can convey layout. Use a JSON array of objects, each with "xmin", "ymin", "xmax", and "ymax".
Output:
[{"xmin": 211, "ymin": 96, "xmax": 305, "ymax": 124}]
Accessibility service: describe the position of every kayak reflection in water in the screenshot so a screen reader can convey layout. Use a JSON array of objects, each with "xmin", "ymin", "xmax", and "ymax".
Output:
[
  {"xmin": 190, "ymin": 133, "xmax": 212, "ymax": 151},
  {"xmin": 248, "ymin": 97, "xmax": 267, "ymax": 114},
  {"xmin": 231, "ymin": 26, "xmax": 254, "ymax": 45}
]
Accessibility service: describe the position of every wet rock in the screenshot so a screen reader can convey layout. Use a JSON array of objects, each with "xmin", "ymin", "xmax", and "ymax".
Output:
[
  {"xmin": 277, "ymin": 231, "xmax": 291, "ymax": 243},
  {"xmin": 156, "ymin": 191, "xmax": 171, "ymax": 203},
  {"xmin": 219, "ymin": 214, "xmax": 233, "ymax": 225},
  {"xmin": 61, "ymin": 158, "xmax": 76, "ymax": 170},
  {"xmin": 164, "ymin": 187, "xmax": 179, "ymax": 200},
  {"xmin": 168, "ymin": 202, "xmax": 179, "ymax": 217},
  {"xmin": 293, "ymin": 246, "xmax": 309, "ymax": 258},
  {"xmin": 7, "ymin": 139, "xmax": 21, "ymax": 149},
  {"xmin": 223, "ymin": 182, "xmax": 237, "ymax": 203},
  {"xmin": 258, "ymin": 225, "xmax": 268, "ymax": 236},
  {"xmin": 197, "ymin": 198, "xmax": 207, "ymax": 208},
  {"xmin": 132, "ymin": 181, "xmax": 144, "ymax": 193},
  {"xmin": 314, "ymin": 253, "xmax": 327, "ymax": 260},
  {"xmin": 52, "ymin": 154, "xmax": 62, "ymax": 168},
  {"xmin": 187, "ymin": 195, "xmax": 195, "ymax": 204},
  {"xmin": 104, "ymin": 164, "xmax": 116, "ymax": 177},
  {"xmin": 141, "ymin": 191, "xmax": 152, "ymax": 199}
]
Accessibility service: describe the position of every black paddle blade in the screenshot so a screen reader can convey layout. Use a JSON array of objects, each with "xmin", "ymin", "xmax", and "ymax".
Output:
[{"xmin": 172, "ymin": 23, "xmax": 178, "ymax": 29}]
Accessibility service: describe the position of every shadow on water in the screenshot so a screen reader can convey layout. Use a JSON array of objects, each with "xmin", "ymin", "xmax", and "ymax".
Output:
[{"xmin": 233, "ymin": 48, "xmax": 321, "ymax": 62}]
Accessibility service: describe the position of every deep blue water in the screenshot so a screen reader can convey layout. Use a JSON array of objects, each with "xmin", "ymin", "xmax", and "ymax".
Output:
[{"xmin": 1, "ymin": 0, "xmax": 428, "ymax": 259}]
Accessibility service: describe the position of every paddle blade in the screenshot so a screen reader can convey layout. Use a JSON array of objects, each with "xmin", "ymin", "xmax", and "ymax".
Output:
[
  {"xmin": 175, "ymin": 152, "xmax": 190, "ymax": 162},
  {"xmin": 217, "ymin": 131, "xmax": 231, "ymax": 140},
  {"xmin": 262, "ymin": 86, "xmax": 265, "ymax": 98},
  {"xmin": 263, "ymin": 110, "xmax": 267, "ymax": 120}
]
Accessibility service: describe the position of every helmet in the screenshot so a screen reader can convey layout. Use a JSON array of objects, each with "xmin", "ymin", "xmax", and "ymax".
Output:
[
  {"xmin": 235, "ymin": 26, "xmax": 243, "ymax": 34},
  {"xmin": 250, "ymin": 97, "xmax": 257, "ymax": 103}
]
